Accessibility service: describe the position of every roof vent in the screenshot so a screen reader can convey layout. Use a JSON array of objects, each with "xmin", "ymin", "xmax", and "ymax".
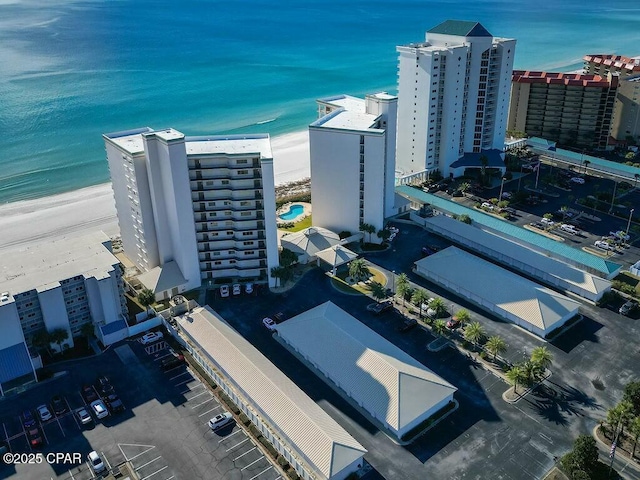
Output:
[{"xmin": 0, "ymin": 291, "xmax": 10, "ymax": 303}]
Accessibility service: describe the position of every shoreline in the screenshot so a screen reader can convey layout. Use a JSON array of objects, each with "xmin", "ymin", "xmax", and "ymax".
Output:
[{"xmin": 0, "ymin": 130, "xmax": 311, "ymax": 251}]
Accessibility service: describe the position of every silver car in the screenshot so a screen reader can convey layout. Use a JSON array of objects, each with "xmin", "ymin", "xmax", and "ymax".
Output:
[{"xmin": 208, "ymin": 412, "xmax": 234, "ymax": 431}]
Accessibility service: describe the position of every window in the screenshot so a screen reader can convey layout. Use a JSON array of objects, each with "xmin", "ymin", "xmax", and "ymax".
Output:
[
  {"xmin": 238, "ymin": 169, "xmax": 248, "ymax": 175},
  {"xmin": 241, "ymin": 212, "xmax": 252, "ymax": 217},
  {"xmin": 237, "ymin": 159, "xmax": 248, "ymax": 164},
  {"xmin": 243, "ymin": 241, "xmax": 253, "ymax": 245},
  {"xmin": 242, "ymin": 231, "xmax": 253, "ymax": 236},
  {"xmin": 221, "ymin": 180, "xmax": 229, "ymax": 185},
  {"xmin": 240, "ymin": 201, "xmax": 250, "ymax": 206},
  {"xmin": 244, "ymin": 251, "xmax": 255, "ymax": 255}
]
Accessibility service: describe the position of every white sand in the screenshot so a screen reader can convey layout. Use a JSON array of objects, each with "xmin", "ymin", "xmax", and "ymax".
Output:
[{"xmin": 0, "ymin": 130, "xmax": 311, "ymax": 251}]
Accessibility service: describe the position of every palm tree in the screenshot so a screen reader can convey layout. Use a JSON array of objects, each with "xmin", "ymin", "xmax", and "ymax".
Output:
[
  {"xmin": 463, "ymin": 321, "xmax": 486, "ymax": 347},
  {"xmin": 454, "ymin": 308, "xmax": 471, "ymax": 325},
  {"xmin": 505, "ymin": 365, "xmax": 528, "ymax": 394},
  {"xmin": 396, "ymin": 282, "xmax": 411, "ymax": 306},
  {"xmin": 428, "ymin": 297, "xmax": 447, "ymax": 318},
  {"xmin": 271, "ymin": 266, "xmax": 286, "ymax": 287},
  {"xmin": 348, "ymin": 258, "xmax": 370, "ymax": 282},
  {"xmin": 359, "ymin": 223, "xmax": 375, "ymax": 244},
  {"xmin": 485, "ymin": 335, "xmax": 508, "ymax": 362},
  {"xmin": 480, "ymin": 154, "xmax": 489, "ymax": 179},
  {"xmin": 530, "ymin": 346, "xmax": 553, "ymax": 371},
  {"xmin": 30, "ymin": 329, "xmax": 51, "ymax": 355},
  {"xmin": 80, "ymin": 322, "xmax": 95, "ymax": 340},
  {"xmin": 433, "ymin": 319, "xmax": 448, "ymax": 336},
  {"xmin": 138, "ymin": 288, "xmax": 156, "ymax": 316},
  {"xmin": 411, "ymin": 289, "xmax": 430, "ymax": 317},
  {"xmin": 396, "ymin": 273, "xmax": 409, "ymax": 289},
  {"xmin": 459, "ymin": 182, "xmax": 471, "ymax": 194},
  {"xmin": 522, "ymin": 360, "xmax": 543, "ymax": 385},
  {"xmin": 629, "ymin": 416, "xmax": 640, "ymax": 458},
  {"xmin": 369, "ymin": 281, "xmax": 387, "ymax": 303},
  {"xmin": 49, "ymin": 328, "xmax": 69, "ymax": 353},
  {"xmin": 607, "ymin": 401, "xmax": 634, "ymax": 438}
]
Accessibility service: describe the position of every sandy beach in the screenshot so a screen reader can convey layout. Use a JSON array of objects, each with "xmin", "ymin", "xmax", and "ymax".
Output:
[{"xmin": 0, "ymin": 130, "xmax": 310, "ymax": 252}]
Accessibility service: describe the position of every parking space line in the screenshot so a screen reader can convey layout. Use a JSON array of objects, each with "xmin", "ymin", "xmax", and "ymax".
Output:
[
  {"xmin": 233, "ymin": 446, "xmax": 256, "ymax": 461},
  {"xmin": 103, "ymin": 451, "xmax": 112, "ymax": 470},
  {"xmin": 198, "ymin": 405, "xmax": 221, "ymax": 417},
  {"xmin": 68, "ymin": 468, "xmax": 76, "ymax": 479},
  {"xmin": 140, "ymin": 465, "xmax": 168, "ymax": 480},
  {"xmin": 120, "ymin": 444, "xmax": 156, "ymax": 462},
  {"xmin": 169, "ymin": 371, "xmax": 191, "ymax": 381},
  {"xmin": 186, "ymin": 390, "xmax": 209, "ymax": 401},
  {"xmin": 191, "ymin": 397, "xmax": 214, "ymax": 409},
  {"xmin": 249, "ymin": 466, "xmax": 273, "ymax": 480},
  {"xmin": 135, "ymin": 455, "xmax": 162, "ymax": 470},
  {"xmin": 225, "ymin": 437, "xmax": 250, "ymax": 452},
  {"xmin": 55, "ymin": 415, "xmax": 66, "ymax": 438},
  {"xmin": 241, "ymin": 456, "xmax": 265, "ymax": 471},
  {"xmin": 219, "ymin": 429, "xmax": 243, "ymax": 442},
  {"xmin": 174, "ymin": 376, "xmax": 196, "ymax": 387},
  {"xmin": 154, "ymin": 352, "xmax": 172, "ymax": 361}
]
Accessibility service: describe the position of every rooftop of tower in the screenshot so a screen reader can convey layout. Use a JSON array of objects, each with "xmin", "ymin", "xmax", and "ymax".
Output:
[{"xmin": 428, "ymin": 20, "xmax": 492, "ymax": 37}]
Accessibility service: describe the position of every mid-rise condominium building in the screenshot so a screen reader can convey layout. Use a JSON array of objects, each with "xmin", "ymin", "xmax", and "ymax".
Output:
[
  {"xmin": 583, "ymin": 54, "xmax": 640, "ymax": 79},
  {"xmin": 104, "ymin": 128, "xmax": 280, "ymax": 296},
  {"xmin": 309, "ymin": 93, "xmax": 405, "ymax": 239},
  {"xmin": 508, "ymin": 71, "xmax": 618, "ymax": 149},
  {"xmin": 0, "ymin": 231, "xmax": 128, "ymax": 394},
  {"xmin": 395, "ymin": 20, "xmax": 515, "ymax": 178}
]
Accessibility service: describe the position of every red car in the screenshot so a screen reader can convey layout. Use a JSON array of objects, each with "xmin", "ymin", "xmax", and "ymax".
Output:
[{"xmin": 27, "ymin": 427, "xmax": 43, "ymax": 448}]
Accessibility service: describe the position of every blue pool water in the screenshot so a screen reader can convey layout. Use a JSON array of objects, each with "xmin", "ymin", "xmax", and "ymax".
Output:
[{"xmin": 279, "ymin": 204, "xmax": 304, "ymax": 221}]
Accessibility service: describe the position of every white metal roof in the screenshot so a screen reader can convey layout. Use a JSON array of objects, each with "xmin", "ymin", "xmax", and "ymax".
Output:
[
  {"xmin": 276, "ymin": 302, "xmax": 457, "ymax": 433},
  {"xmin": 426, "ymin": 215, "xmax": 611, "ymax": 296},
  {"xmin": 137, "ymin": 261, "xmax": 187, "ymax": 294},
  {"xmin": 280, "ymin": 227, "xmax": 341, "ymax": 259},
  {"xmin": 176, "ymin": 306, "xmax": 366, "ymax": 480},
  {"xmin": 315, "ymin": 245, "xmax": 358, "ymax": 268},
  {"xmin": 415, "ymin": 247, "xmax": 581, "ymax": 331}
]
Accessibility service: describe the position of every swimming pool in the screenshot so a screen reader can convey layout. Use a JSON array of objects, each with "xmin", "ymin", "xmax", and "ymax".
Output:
[{"xmin": 279, "ymin": 203, "xmax": 304, "ymax": 221}]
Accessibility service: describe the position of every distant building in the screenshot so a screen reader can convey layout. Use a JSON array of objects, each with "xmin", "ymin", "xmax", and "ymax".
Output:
[
  {"xmin": 508, "ymin": 70, "xmax": 618, "ymax": 149},
  {"xmin": 0, "ymin": 232, "xmax": 127, "ymax": 394},
  {"xmin": 309, "ymin": 93, "xmax": 407, "ymax": 239},
  {"xmin": 395, "ymin": 20, "xmax": 515, "ymax": 178},
  {"xmin": 583, "ymin": 54, "xmax": 640, "ymax": 78},
  {"xmin": 104, "ymin": 128, "xmax": 280, "ymax": 296}
]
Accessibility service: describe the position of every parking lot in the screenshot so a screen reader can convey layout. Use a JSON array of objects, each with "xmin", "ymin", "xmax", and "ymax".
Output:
[{"xmin": 0, "ymin": 338, "xmax": 281, "ymax": 480}]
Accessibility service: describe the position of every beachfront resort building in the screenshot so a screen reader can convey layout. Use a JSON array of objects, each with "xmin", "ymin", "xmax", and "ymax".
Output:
[
  {"xmin": 395, "ymin": 20, "xmax": 516, "ymax": 179},
  {"xmin": 309, "ymin": 93, "xmax": 407, "ymax": 240},
  {"xmin": 104, "ymin": 128, "xmax": 280, "ymax": 296},
  {"xmin": 0, "ymin": 231, "xmax": 128, "ymax": 394},
  {"xmin": 508, "ymin": 70, "xmax": 619, "ymax": 150}
]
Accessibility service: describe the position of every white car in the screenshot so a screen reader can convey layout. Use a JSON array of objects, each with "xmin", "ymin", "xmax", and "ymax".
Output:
[
  {"xmin": 76, "ymin": 407, "xmax": 93, "ymax": 425},
  {"xmin": 570, "ymin": 177, "xmax": 585, "ymax": 184},
  {"xmin": 481, "ymin": 202, "xmax": 494, "ymax": 210},
  {"xmin": 140, "ymin": 331, "xmax": 163, "ymax": 345},
  {"xmin": 36, "ymin": 404, "xmax": 52, "ymax": 422},
  {"xmin": 501, "ymin": 192, "xmax": 512, "ymax": 199},
  {"xmin": 220, "ymin": 285, "xmax": 230, "ymax": 298},
  {"xmin": 88, "ymin": 451, "xmax": 106, "ymax": 474},
  {"xmin": 262, "ymin": 317, "xmax": 277, "ymax": 331},
  {"xmin": 560, "ymin": 224, "xmax": 579, "ymax": 235},
  {"xmin": 245, "ymin": 283, "xmax": 254, "ymax": 294},
  {"xmin": 208, "ymin": 412, "xmax": 234, "ymax": 431},
  {"xmin": 594, "ymin": 240, "xmax": 615, "ymax": 251},
  {"xmin": 540, "ymin": 217, "xmax": 555, "ymax": 226},
  {"xmin": 90, "ymin": 400, "xmax": 109, "ymax": 420},
  {"xmin": 232, "ymin": 284, "xmax": 241, "ymax": 295}
]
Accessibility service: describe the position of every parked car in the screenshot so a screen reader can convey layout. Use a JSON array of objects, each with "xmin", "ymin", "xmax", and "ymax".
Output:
[
  {"xmin": 88, "ymin": 451, "xmax": 106, "ymax": 474},
  {"xmin": 530, "ymin": 222, "xmax": 544, "ymax": 230},
  {"xmin": 96, "ymin": 375, "xmax": 114, "ymax": 395},
  {"xmin": 22, "ymin": 410, "xmax": 36, "ymax": 428},
  {"xmin": 36, "ymin": 404, "xmax": 52, "ymax": 422},
  {"xmin": 232, "ymin": 284, "xmax": 241, "ymax": 295},
  {"xmin": 208, "ymin": 412, "xmax": 234, "ymax": 431},
  {"xmin": 611, "ymin": 231, "xmax": 630, "ymax": 241},
  {"xmin": 501, "ymin": 207, "xmax": 516, "ymax": 215},
  {"xmin": 51, "ymin": 395, "xmax": 68, "ymax": 416},
  {"xmin": 90, "ymin": 400, "xmax": 109, "ymax": 420},
  {"xmin": 367, "ymin": 301, "xmax": 393, "ymax": 315},
  {"xmin": 76, "ymin": 407, "xmax": 93, "ymax": 425},
  {"xmin": 104, "ymin": 394, "xmax": 125, "ymax": 414},
  {"xmin": 140, "ymin": 331, "xmax": 164, "ymax": 345},
  {"xmin": 619, "ymin": 300, "xmax": 639, "ymax": 316},
  {"xmin": 421, "ymin": 246, "xmax": 436, "ymax": 256},
  {"xmin": 245, "ymin": 283, "xmax": 254, "ymax": 295},
  {"xmin": 501, "ymin": 192, "xmax": 512, "ymax": 199},
  {"xmin": 594, "ymin": 240, "xmax": 615, "ymax": 251},
  {"xmin": 161, "ymin": 355, "xmax": 185, "ymax": 372},
  {"xmin": 452, "ymin": 189, "xmax": 464, "ymax": 198},
  {"xmin": 570, "ymin": 177, "xmax": 585, "ymax": 184},
  {"xmin": 481, "ymin": 202, "xmax": 494, "ymax": 211},
  {"xmin": 220, "ymin": 285, "xmax": 230, "ymax": 298},
  {"xmin": 446, "ymin": 317, "xmax": 462, "ymax": 330},
  {"xmin": 397, "ymin": 318, "xmax": 418, "ymax": 332},
  {"xmin": 26, "ymin": 427, "xmax": 43, "ymax": 448},
  {"xmin": 262, "ymin": 317, "xmax": 277, "ymax": 331},
  {"xmin": 81, "ymin": 384, "xmax": 99, "ymax": 404},
  {"xmin": 560, "ymin": 224, "xmax": 580, "ymax": 235}
]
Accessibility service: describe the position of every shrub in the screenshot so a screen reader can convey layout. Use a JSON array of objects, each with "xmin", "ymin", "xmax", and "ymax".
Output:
[
  {"xmin": 259, "ymin": 436, "xmax": 278, "ymax": 458},
  {"xmin": 338, "ymin": 231, "xmax": 352, "ymax": 239}
]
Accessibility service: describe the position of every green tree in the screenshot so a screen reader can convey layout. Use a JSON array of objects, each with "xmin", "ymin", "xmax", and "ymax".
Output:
[
  {"xmin": 458, "ymin": 214, "xmax": 472, "ymax": 224},
  {"xmin": 629, "ymin": 416, "xmax": 640, "ymax": 458},
  {"xmin": 80, "ymin": 323, "xmax": 95, "ymax": 340},
  {"xmin": 411, "ymin": 289, "xmax": 430, "ymax": 317},
  {"xmin": 454, "ymin": 309, "xmax": 471, "ymax": 325},
  {"xmin": 505, "ymin": 365, "xmax": 527, "ymax": 394},
  {"xmin": 607, "ymin": 400, "xmax": 634, "ymax": 437},
  {"xmin": 623, "ymin": 381, "xmax": 640, "ymax": 416},
  {"xmin": 459, "ymin": 182, "xmax": 471, "ymax": 193},
  {"xmin": 433, "ymin": 319, "xmax": 448, "ymax": 336},
  {"xmin": 396, "ymin": 281, "xmax": 411, "ymax": 306},
  {"xmin": 49, "ymin": 328, "xmax": 69, "ymax": 353},
  {"xmin": 480, "ymin": 154, "xmax": 489, "ymax": 178},
  {"xmin": 377, "ymin": 229, "xmax": 391, "ymax": 242},
  {"xmin": 30, "ymin": 329, "xmax": 51, "ymax": 354},
  {"xmin": 279, "ymin": 248, "xmax": 298, "ymax": 268},
  {"xmin": 370, "ymin": 281, "xmax": 387, "ymax": 303},
  {"xmin": 485, "ymin": 335, "xmax": 508, "ymax": 362},
  {"xmin": 138, "ymin": 288, "xmax": 156, "ymax": 315},
  {"xmin": 428, "ymin": 297, "xmax": 448, "ymax": 318},
  {"xmin": 463, "ymin": 321, "xmax": 486, "ymax": 347},
  {"xmin": 359, "ymin": 223, "xmax": 375, "ymax": 243},
  {"xmin": 270, "ymin": 266, "xmax": 286, "ymax": 287},
  {"xmin": 543, "ymin": 213, "xmax": 553, "ymax": 220},
  {"xmin": 522, "ymin": 360, "xmax": 544, "ymax": 385},
  {"xmin": 530, "ymin": 346, "xmax": 553, "ymax": 371},
  {"xmin": 348, "ymin": 258, "xmax": 370, "ymax": 282}
]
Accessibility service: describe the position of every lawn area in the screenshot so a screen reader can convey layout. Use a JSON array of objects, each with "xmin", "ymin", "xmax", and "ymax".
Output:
[
  {"xmin": 330, "ymin": 267, "xmax": 388, "ymax": 295},
  {"xmin": 279, "ymin": 215, "xmax": 312, "ymax": 232}
]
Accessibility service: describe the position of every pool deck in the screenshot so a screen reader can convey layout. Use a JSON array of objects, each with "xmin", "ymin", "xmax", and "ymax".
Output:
[{"xmin": 276, "ymin": 202, "xmax": 312, "ymax": 225}]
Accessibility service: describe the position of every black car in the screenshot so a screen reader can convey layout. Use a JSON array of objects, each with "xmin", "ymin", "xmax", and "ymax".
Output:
[
  {"xmin": 161, "ymin": 355, "xmax": 185, "ymax": 372},
  {"xmin": 366, "ymin": 301, "xmax": 393, "ymax": 315},
  {"xmin": 51, "ymin": 395, "xmax": 68, "ymax": 416},
  {"xmin": 22, "ymin": 410, "xmax": 36, "ymax": 428},
  {"xmin": 105, "ymin": 394, "xmax": 125, "ymax": 413},
  {"xmin": 96, "ymin": 376, "xmax": 114, "ymax": 395},
  {"xmin": 421, "ymin": 246, "xmax": 435, "ymax": 256},
  {"xmin": 397, "ymin": 318, "xmax": 418, "ymax": 332},
  {"xmin": 81, "ymin": 384, "xmax": 99, "ymax": 404}
]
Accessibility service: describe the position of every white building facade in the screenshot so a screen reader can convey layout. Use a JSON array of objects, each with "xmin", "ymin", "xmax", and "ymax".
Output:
[
  {"xmin": 396, "ymin": 20, "xmax": 516, "ymax": 178},
  {"xmin": 0, "ymin": 232, "xmax": 128, "ymax": 393},
  {"xmin": 310, "ymin": 93, "xmax": 403, "ymax": 240},
  {"xmin": 104, "ymin": 128, "xmax": 280, "ymax": 294}
]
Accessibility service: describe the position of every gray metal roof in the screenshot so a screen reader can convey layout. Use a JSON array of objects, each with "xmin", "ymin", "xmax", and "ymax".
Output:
[
  {"xmin": 396, "ymin": 185, "xmax": 622, "ymax": 276},
  {"xmin": 176, "ymin": 306, "xmax": 366, "ymax": 480},
  {"xmin": 277, "ymin": 302, "xmax": 457, "ymax": 433},
  {"xmin": 428, "ymin": 20, "xmax": 492, "ymax": 37},
  {"xmin": 0, "ymin": 343, "xmax": 33, "ymax": 384}
]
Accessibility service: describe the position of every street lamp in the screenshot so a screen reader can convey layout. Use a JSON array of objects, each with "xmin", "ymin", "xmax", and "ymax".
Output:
[
  {"xmin": 609, "ymin": 180, "xmax": 618, "ymax": 213},
  {"xmin": 498, "ymin": 176, "xmax": 507, "ymax": 201},
  {"xmin": 626, "ymin": 209, "xmax": 635, "ymax": 239}
]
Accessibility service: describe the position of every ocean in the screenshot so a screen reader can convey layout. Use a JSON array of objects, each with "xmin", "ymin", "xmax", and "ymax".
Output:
[{"xmin": 1, "ymin": 0, "xmax": 639, "ymax": 204}]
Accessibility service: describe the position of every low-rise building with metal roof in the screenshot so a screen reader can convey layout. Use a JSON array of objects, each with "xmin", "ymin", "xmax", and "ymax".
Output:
[
  {"xmin": 276, "ymin": 302, "xmax": 457, "ymax": 440},
  {"xmin": 424, "ymin": 215, "xmax": 611, "ymax": 302},
  {"xmin": 414, "ymin": 247, "xmax": 581, "ymax": 338},
  {"xmin": 174, "ymin": 305, "xmax": 367, "ymax": 480}
]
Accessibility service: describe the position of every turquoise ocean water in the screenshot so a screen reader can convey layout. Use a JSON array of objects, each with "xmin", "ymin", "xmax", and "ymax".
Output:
[{"xmin": 1, "ymin": 0, "xmax": 639, "ymax": 204}]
